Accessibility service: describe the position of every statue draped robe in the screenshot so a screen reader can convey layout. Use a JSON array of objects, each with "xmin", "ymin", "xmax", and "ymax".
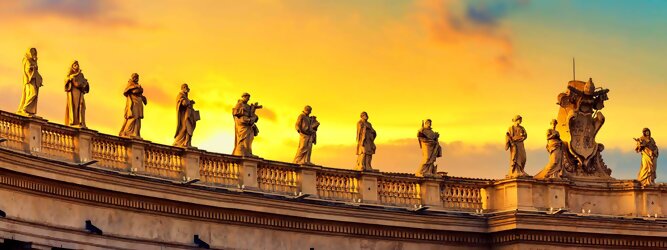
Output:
[
  {"xmin": 18, "ymin": 54, "xmax": 43, "ymax": 115},
  {"xmin": 535, "ymin": 128, "xmax": 563, "ymax": 179},
  {"xmin": 636, "ymin": 136, "xmax": 658, "ymax": 186},
  {"xmin": 119, "ymin": 82, "xmax": 145, "ymax": 139},
  {"xmin": 65, "ymin": 70, "xmax": 89, "ymax": 127},
  {"xmin": 416, "ymin": 127, "xmax": 442, "ymax": 177},
  {"xmin": 293, "ymin": 113, "xmax": 319, "ymax": 164},
  {"xmin": 232, "ymin": 101, "xmax": 258, "ymax": 157},
  {"xmin": 356, "ymin": 120, "xmax": 376, "ymax": 171},
  {"xmin": 506, "ymin": 125, "xmax": 528, "ymax": 177},
  {"xmin": 173, "ymin": 92, "xmax": 198, "ymax": 147}
]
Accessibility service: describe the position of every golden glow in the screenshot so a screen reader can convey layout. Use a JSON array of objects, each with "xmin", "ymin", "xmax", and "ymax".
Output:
[{"xmin": 0, "ymin": 1, "xmax": 664, "ymax": 178}]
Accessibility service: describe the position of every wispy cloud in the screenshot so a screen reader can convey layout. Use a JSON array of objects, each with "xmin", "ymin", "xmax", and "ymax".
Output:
[
  {"xmin": 256, "ymin": 107, "xmax": 277, "ymax": 122},
  {"xmin": 140, "ymin": 80, "xmax": 177, "ymax": 108},
  {"xmin": 415, "ymin": 0, "xmax": 528, "ymax": 69},
  {"xmin": 1, "ymin": 0, "xmax": 139, "ymax": 27},
  {"xmin": 465, "ymin": 0, "xmax": 528, "ymax": 27}
]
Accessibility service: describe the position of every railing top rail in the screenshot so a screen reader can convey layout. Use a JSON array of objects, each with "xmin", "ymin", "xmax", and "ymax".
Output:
[
  {"xmin": 315, "ymin": 166, "xmax": 360, "ymax": 176},
  {"xmin": 444, "ymin": 176, "xmax": 494, "ymax": 185},
  {"xmin": 0, "ymin": 111, "xmax": 28, "ymax": 123},
  {"xmin": 92, "ymin": 131, "xmax": 132, "ymax": 144},
  {"xmin": 379, "ymin": 173, "xmax": 422, "ymax": 182},
  {"xmin": 198, "ymin": 150, "xmax": 243, "ymax": 162},
  {"xmin": 261, "ymin": 159, "xmax": 299, "ymax": 169},
  {"xmin": 144, "ymin": 142, "xmax": 186, "ymax": 153}
]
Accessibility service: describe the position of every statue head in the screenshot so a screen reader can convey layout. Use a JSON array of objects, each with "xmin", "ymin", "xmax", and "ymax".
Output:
[
  {"xmin": 304, "ymin": 105, "xmax": 312, "ymax": 115},
  {"xmin": 130, "ymin": 73, "xmax": 139, "ymax": 83},
  {"xmin": 423, "ymin": 119, "xmax": 432, "ymax": 129},
  {"xmin": 241, "ymin": 92, "xmax": 250, "ymax": 103},
  {"xmin": 27, "ymin": 48, "xmax": 37, "ymax": 60},
  {"xmin": 181, "ymin": 83, "xmax": 190, "ymax": 93},
  {"xmin": 550, "ymin": 119, "xmax": 558, "ymax": 128},
  {"xmin": 512, "ymin": 115, "xmax": 522, "ymax": 125},
  {"xmin": 360, "ymin": 111, "xmax": 368, "ymax": 121},
  {"xmin": 643, "ymin": 128, "xmax": 651, "ymax": 137},
  {"xmin": 70, "ymin": 60, "xmax": 79, "ymax": 72}
]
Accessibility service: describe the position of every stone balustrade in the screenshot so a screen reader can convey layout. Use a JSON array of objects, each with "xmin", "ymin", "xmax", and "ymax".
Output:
[
  {"xmin": 315, "ymin": 170, "xmax": 361, "ymax": 201},
  {"xmin": 1, "ymin": 110, "xmax": 667, "ymax": 217},
  {"xmin": 257, "ymin": 161, "xmax": 299, "ymax": 194},
  {"xmin": 0, "ymin": 112, "xmax": 25, "ymax": 151},
  {"xmin": 40, "ymin": 127, "xmax": 75, "ymax": 159},
  {"xmin": 378, "ymin": 174, "xmax": 422, "ymax": 207},
  {"xmin": 91, "ymin": 134, "xmax": 129, "ymax": 170},
  {"xmin": 144, "ymin": 144, "xmax": 184, "ymax": 179},
  {"xmin": 199, "ymin": 153, "xmax": 241, "ymax": 187},
  {"xmin": 440, "ymin": 178, "xmax": 487, "ymax": 211}
]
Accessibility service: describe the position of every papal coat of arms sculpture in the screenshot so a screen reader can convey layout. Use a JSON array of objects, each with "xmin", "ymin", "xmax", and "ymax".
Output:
[{"xmin": 554, "ymin": 78, "xmax": 612, "ymax": 179}]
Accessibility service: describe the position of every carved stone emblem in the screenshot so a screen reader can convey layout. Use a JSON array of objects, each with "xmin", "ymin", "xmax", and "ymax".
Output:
[
  {"xmin": 568, "ymin": 112, "xmax": 603, "ymax": 167},
  {"xmin": 554, "ymin": 78, "xmax": 611, "ymax": 178}
]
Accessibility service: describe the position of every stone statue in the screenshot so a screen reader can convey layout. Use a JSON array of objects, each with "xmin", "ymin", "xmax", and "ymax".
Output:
[
  {"xmin": 232, "ymin": 93, "xmax": 262, "ymax": 157},
  {"xmin": 635, "ymin": 128, "xmax": 658, "ymax": 186},
  {"xmin": 356, "ymin": 112, "xmax": 376, "ymax": 171},
  {"xmin": 505, "ymin": 115, "xmax": 529, "ymax": 178},
  {"xmin": 64, "ymin": 61, "xmax": 89, "ymax": 128},
  {"xmin": 119, "ymin": 73, "xmax": 147, "ymax": 139},
  {"xmin": 173, "ymin": 84, "xmax": 199, "ymax": 148},
  {"xmin": 535, "ymin": 119, "xmax": 565, "ymax": 179},
  {"xmin": 18, "ymin": 48, "xmax": 43, "ymax": 117},
  {"xmin": 293, "ymin": 105, "xmax": 320, "ymax": 165},
  {"xmin": 554, "ymin": 77, "xmax": 612, "ymax": 178},
  {"xmin": 416, "ymin": 119, "xmax": 442, "ymax": 177}
]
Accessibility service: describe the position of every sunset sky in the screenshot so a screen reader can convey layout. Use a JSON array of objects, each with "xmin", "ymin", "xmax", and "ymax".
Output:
[{"xmin": 1, "ymin": 0, "xmax": 666, "ymax": 180}]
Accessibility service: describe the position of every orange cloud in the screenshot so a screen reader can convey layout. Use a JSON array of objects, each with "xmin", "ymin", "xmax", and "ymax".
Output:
[{"xmin": 414, "ymin": 0, "xmax": 527, "ymax": 69}]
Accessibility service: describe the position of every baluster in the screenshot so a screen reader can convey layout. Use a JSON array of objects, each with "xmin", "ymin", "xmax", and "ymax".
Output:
[
  {"xmin": 279, "ymin": 169, "xmax": 285, "ymax": 191},
  {"xmin": 158, "ymin": 152, "xmax": 166, "ymax": 175},
  {"xmin": 278, "ymin": 169, "xmax": 286, "ymax": 192},
  {"xmin": 202, "ymin": 159, "xmax": 210, "ymax": 183},
  {"xmin": 292, "ymin": 171, "xmax": 296, "ymax": 192},
  {"xmin": 218, "ymin": 160, "xmax": 224, "ymax": 184},
  {"xmin": 269, "ymin": 168, "xmax": 277, "ymax": 192},
  {"xmin": 219, "ymin": 160, "xmax": 225, "ymax": 184},
  {"xmin": 263, "ymin": 167, "xmax": 269, "ymax": 189},
  {"xmin": 316, "ymin": 175, "xmax": 323, "ymax": 197},
  {"xmin": 321, "ymin": 175, "xmax": 328, "ymax": 198},
  {"xmin": 170, "ymin": 154, "xmax": 177, "ymax": 177},
  {"xmin": 167, "ymin": 153, "xmax": 174, "ymax": 176},
  {"xmin": 215, "ymin": 160, "xmax": 221, "ymax": 184},
  {"xmin": 216, "ymin": 160, "xmax": 223, "ymax": 183},
  {"xmin": 53, "ymin": 133, "xmax": 60, "ymax": 152},
  {"xmin": 214, "ymin": 160, "xmax": 221, "ymax": 184},
  {"xmin": 231, "ymin": 162, "xmax": 238, "ymax": 181},
  {"xmin": 267, "ymin": 167, "xmax": 274, "ymax": 191}
]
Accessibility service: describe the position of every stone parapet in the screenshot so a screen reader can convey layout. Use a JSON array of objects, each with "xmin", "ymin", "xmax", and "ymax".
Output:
[{"xmin": 0, "ymin": 109, "xmax": 666, "ymax": 216}]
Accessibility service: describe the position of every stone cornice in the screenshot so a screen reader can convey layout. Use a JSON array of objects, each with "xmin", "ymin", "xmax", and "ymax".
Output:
[{"xmin": 487, "ymin": 210, "xmax": 667, "ymax": 237}]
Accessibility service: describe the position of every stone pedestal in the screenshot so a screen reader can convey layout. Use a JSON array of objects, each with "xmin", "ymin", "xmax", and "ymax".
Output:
[
  {"xmin": 23, "ymin": 118, "xmax": 46, "ymax": 154},
  {"xmin": 183, "ymin": 149, "xmax": 201, "ymax": 182},
  {"xmin": 420, "ymin": 178, "xmax": 441, "ymax": 206},
  {"xmin": 481, "ymin": 187, "xmax": 492, "ymax": 210},
  {"xmin": 240, "ymin": 158, "xmax": 261, "ymax": 190},
  {"xmin": 639, "ymin": 189, "xmax": 662, "ymax": 217},
  {"xmin": 359, "ymin": 172, "xmax": 381, "ymax": 204},
  {"xmin": 298, "ymin": 165, "xmax": 319, "ymax": 198},
  {"xmin": 76, "ymin": 129, "xmax": 97, "ymax": 163},
  {"xmin": 546, "ymin": 184, "xmax": 566, "ymax": 209},
  {"xmin": 492, "ymin": 178, "xmax": 537, "ymax": 211},
  {"xmin": 128, "ymin": 140, "xmax": 146, "ymax": 173}
]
